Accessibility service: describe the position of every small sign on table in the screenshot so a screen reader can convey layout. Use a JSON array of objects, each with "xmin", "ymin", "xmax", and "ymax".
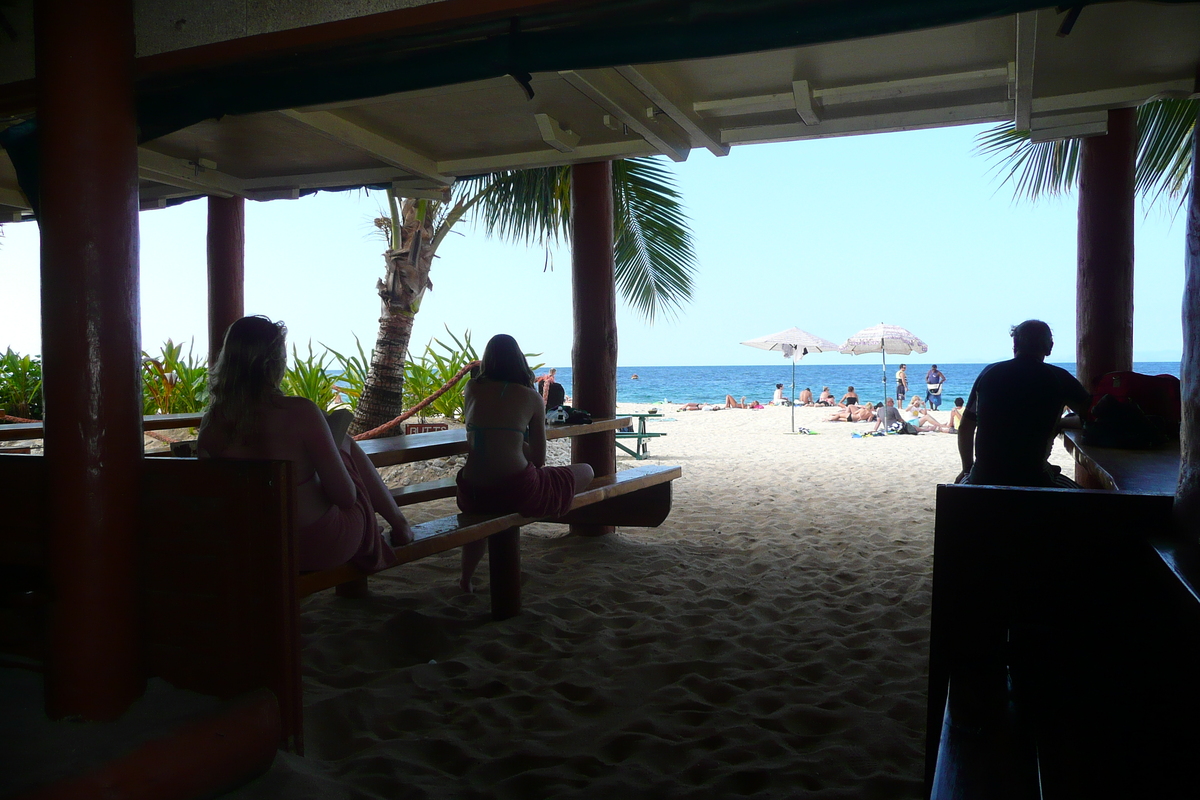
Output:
[{"xmin": 405, "ymin": 422, "xmax": 450, "ymax": 435}]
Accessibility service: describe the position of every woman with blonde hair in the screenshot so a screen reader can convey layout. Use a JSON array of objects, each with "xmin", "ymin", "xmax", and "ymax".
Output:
[
  {"xmin": 456, "ymin": 334, "xmax": 594, "ymax": 592},
  {"xmin": 199, "ymin": 315, "xmax": 411, "ymax": 573}
]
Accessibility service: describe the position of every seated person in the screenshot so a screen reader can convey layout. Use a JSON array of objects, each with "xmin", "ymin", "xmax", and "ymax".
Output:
[
  {"xmin": 817, "ymin": 386, "xmax": 835, "ymax": 406},
  {"xmin": 797, "ymin": 387, "xmax": 814, "ymax": 406},
  {"xmin": 873, "ymin": 397, "xmax": 918, "ymax": 434},
  {"xmin": 948, "ymin": 396, "xmax": 965, "ymax": 430},
  {"xmin": 457, "ymin": 334, "xmax": 595, "ymax": 591},
  {"xmin": 905, "ymin": 396, "xmax": 925, "ymax": 415},
  {"xmin": 770, "ymin": 383, "xmax": 788, "ymax": 405},
  {"xmin": 838, "ymin": 386, "xmax": 860, "ymax": 407},
  {"xmin": 199, "ymin": 316, "xmax": 412, "ymax": 575},
  {"xmin": 913, "ymin": 410, "xmax": 954, "ymax": 433}
]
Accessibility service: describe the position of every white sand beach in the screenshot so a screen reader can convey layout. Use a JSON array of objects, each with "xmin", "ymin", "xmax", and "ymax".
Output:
[{"xmin": 222, "ymin": 403, "xmax": 1076, "ymax": 799}]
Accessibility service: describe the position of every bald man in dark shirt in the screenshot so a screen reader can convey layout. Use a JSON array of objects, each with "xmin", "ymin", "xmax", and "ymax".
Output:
[{"xmin": 958, "ymin": 320, "xmax": 1092, "ymax": 487}]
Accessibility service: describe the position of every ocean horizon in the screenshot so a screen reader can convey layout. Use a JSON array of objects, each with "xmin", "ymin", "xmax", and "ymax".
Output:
[{"xmin": 542, "ymin": 362, "xmax": 1183, "ymax": 407}]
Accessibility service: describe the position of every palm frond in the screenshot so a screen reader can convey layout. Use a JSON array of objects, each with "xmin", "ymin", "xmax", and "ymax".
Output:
[
  {"xmin": 612, "ymin": 157, "xmax": 697, "ymax": 323},
  {"xmin": 1136, "ymin": 98, "xmax": 1196, "ymax": 210},
  {"xmin": 453, "ymin": 157, "xmax": 697, "ymax": 323},
  {"xmin": 975, "ymin": 124, "xmax": 1080, "ymax": 202},
  {"xmin": 975, "ymin": 99, "xmax": 1198, "ymax": 209}
]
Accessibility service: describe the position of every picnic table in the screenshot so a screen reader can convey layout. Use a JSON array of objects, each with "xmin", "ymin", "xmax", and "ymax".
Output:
[
  {"xmin": 1060, "ymin": 429, "xmax": 1180, "ymax": 493},
  {"xmin": 615, "ymin": 412, "xmax": 666, "ymax": 459}
]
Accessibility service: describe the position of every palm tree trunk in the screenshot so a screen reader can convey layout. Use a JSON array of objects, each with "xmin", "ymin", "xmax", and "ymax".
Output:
[
  {"xmin": 350, "ymin": 203, "xmax": 436, "ymax": 435},
  {"xmin": 351, "ymin": 310, "xmax": 416, "ymax": 435}
]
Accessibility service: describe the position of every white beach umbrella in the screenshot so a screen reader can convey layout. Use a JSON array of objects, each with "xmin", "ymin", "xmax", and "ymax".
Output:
[
  {"xmin": 838, "ymin": 323, "xmax": 929, "ymax": 406},
  {"xmin": 741, "ymin": 327, "xmax": 840, "ymax": 431}
]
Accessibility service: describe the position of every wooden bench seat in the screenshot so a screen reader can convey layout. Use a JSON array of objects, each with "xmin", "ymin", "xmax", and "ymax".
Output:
[
  {"xmin": 299, "ymin": 465, "xmax": 681, "ymax": 614},
  {"xmin": 614, "ymin": 431, "xmax": 666, "ymax": 459}
]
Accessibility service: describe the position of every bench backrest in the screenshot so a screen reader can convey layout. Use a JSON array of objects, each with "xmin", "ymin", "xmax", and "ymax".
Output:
[{"xmin": 0, "ymin": 454, "xmax": 303, "ymax": 753}]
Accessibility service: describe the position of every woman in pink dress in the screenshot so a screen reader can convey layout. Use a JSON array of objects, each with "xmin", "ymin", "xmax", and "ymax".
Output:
[{"xmin": 199, "ymin": 316, "xmax": 412, "ymax": 573}]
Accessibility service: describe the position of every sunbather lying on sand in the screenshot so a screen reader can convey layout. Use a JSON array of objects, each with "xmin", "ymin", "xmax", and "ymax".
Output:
[
  {"xmin": 679, "ymin": 403, "xmax": 721, "ymax": 411},
  {"xmin": 725, "ymin": 395, "xmax": 763, "ymax": 409},
  {"xmin": 825, "ymin": 402, "xmax": 876, "ymax": 422}
]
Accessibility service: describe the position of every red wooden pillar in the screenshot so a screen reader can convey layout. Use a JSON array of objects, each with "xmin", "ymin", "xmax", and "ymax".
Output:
[
  {"xmin": 207, "ymin": 196, "xmax": 246, "ymax": 369},
  {"xmin": 1076, "ymin": 107, "xmax": 1136, "ymax": 393},
  {"xmin": 37, "ymin": 0, "xmax": 143, "ymax": 718},
  {"xmin": 1179, "ymin": 117, "xmax": 1200, "ymax": 539},
  {"xmin": 570, "ymin": 161, "xmax": 617, "ymax": 537}
]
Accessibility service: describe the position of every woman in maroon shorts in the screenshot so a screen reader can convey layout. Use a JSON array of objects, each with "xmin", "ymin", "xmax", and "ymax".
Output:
[{"xmin": 456, "ymin": 334, "xmax": 594, "ymax": 592}]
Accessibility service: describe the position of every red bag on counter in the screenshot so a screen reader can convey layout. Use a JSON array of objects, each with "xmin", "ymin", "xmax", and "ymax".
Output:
[{"xmin": 1090, "ymin": 371, "xmax": 1181, "ymax": 423}]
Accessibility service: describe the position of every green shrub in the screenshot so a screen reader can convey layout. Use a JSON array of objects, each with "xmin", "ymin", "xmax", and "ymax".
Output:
[
  {"xmin": 142, "ymin": 339, "xmax": 208, "ymax": 415},
  {"xmin": 403, "ymin": 328, "xmax": 479, "ymax": 420},
  {"xmin": 0, "ymin": 348, "xmax": 43, "ymax": 419},
  {"xmin": 324, "ymin": 336, "xmax": 371, "ymax": 412},
  {"xmin": 282, "ymin": 341, "xmax": 339, "ymax": 410}
]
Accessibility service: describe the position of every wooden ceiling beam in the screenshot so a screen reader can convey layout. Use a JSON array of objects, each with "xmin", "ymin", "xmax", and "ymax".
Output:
[
  {"xmin": 1014, "ymin": 12, "xmax": 1037, "ymax": 130},
  {"xmin": 439, "ymin": 139, "xmax": 657, "ymax": 174},
  {"xmin": 276, "ymin": 109, "xmax": 454, "ymax": 186},
  {"xmin": 137, "ymin": 149, "xmax": 244, "ymax": 197},
  {"xmin": 615, "ymin": 65, "xmax": 728, "ymax": 156},
  {"xmin": 560, "ymin": 68, "xmax": 691, "ymax": 162}
]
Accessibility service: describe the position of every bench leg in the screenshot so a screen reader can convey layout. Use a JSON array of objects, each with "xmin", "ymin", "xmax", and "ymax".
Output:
[
  {"xmin": 335, "ymin": 577, "xmax": 369, "ymax": 599},
  {"xmin": 488, "ymin": 527, "xmax": 521, "ymax": 621}
]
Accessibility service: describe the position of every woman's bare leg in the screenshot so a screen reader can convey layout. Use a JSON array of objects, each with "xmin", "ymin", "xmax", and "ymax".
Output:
[
  {"xmin": 461, "ymin": 540, "xmax": 486, "ymax": 592},
  {"xmin": 344, "ymin": 436, "xmax": 414, "ymax": 545},
  {"xmin": 570, "ymin": 463, "xmax": 594, "ymax": 490}
]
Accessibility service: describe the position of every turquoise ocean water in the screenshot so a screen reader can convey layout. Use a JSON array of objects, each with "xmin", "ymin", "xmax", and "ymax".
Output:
[{"xmin": 544, "ymin": 362, "xmax": 1182, "ymax": 407}]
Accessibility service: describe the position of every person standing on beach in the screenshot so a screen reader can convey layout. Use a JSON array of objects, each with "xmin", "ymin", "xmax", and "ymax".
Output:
[
  {"xmin": 896, "ymin": 364, "xmax": 909, "ymax": 405},
  {"xmin": 957, "ymin": 320, "xmax": 1091, "ymax": 487},
  {"xmin": 925, "ymin": 365, "xmax": 947, "ymax": 410}
]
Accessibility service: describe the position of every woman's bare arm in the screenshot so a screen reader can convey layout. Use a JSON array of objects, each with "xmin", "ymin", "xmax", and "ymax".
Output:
[
  {"xmin": 527, "ymin": 391, "xmax": 547, "ymax": 467},
  {"xmin": 296, "ymin": 398, "xmax": 356, "ymax": 508}
]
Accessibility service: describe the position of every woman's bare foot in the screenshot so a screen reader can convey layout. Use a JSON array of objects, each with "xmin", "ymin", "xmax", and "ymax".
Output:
[
  {"xmin": 458, "ymin": 576, "xmax": 473, "ymax": 593},
  {"xmin": 389, "ymin": 522, "xmax": 415, "ymax": 547}
]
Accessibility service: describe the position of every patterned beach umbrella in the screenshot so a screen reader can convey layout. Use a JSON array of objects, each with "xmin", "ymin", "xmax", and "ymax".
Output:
[
  {"xmin": 741, "ymin": 327, "xmax": 839, "ymax": 431},
  {"xmin": 838, "ymin": 323, "xmax": 928, "ymax": 406}
]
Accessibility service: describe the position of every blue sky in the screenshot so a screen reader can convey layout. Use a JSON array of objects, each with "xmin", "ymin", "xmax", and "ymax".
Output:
[{"xmin": 1, "ymin": 122, "xmax": 1186, "ymax": 368}]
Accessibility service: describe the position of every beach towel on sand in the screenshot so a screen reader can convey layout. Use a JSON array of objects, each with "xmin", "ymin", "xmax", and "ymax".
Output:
[{"xmin": 456, "ymin": 463, "xmax": 576, "ymax": 518}]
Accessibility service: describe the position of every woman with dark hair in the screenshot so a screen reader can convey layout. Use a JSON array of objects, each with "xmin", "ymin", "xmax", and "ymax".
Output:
[
  {"xmin": 456, "ymin": 334, "xmax": 594, "ymax": 592},
  {"xmin": 199, "ymin": 315, "xmax": 411, "ymax": 574}
]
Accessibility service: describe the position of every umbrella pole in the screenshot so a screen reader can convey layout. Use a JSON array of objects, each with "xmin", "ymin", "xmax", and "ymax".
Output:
[
  {"xmin": 881, "ymin": 339, "xmax": 888, "ymax": 407},
  {"xmin": 791, "ymin": 358, "xmax": 795, "ymax": 432}
]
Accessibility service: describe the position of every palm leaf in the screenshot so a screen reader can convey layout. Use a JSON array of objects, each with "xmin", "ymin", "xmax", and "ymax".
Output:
[
  {"xmin": 454, "ymin": 157, "xmax": 696, "ymax": 322},
  {"xmin": 976, "ymin": 99, "xmax": 1197, "ymax": 210}
]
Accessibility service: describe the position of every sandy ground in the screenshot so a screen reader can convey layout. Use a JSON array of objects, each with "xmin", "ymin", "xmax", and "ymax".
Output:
[{"xmin": 209, "ymin": 403, "xmax": 1075, "ymax": 799}]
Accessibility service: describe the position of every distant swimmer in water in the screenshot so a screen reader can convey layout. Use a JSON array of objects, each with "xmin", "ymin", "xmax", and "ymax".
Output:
[{"xmin": 630, "ymin": 374, "xmax": 639, "ymax": 380}]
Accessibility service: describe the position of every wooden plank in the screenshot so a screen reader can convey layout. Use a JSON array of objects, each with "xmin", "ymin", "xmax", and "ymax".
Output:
[
  {"xmin": 359, "ymin": 417, "xmax": 632, "ymax": 467},
  {"xmin": 390, "ymin": 476, "xmax": 457, "ymax": 506},
  {"xmin": 297, "ymin": 464, "xmax": 680, "ymax": 596},
  {"xmin": 1061, "ymin": 430, "xmax": 1180, "ymax": 494},
  {"xmin": 0, "ymin": 412, "xmax": 204, "ymax": 441}
]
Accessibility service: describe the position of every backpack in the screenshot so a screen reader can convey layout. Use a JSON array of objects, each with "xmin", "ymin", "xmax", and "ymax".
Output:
[{"xmin": 1090, "ymin": 371, "xmax": 1180, "ymax": 423}]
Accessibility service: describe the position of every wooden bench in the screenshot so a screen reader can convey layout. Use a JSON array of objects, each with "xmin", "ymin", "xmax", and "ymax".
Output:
[
  {"xmin": 0, "ymin": 411, "xmax": 204, "ymax": 441},
  {"xmin": 926, "ymin": 483, "xmax": 1200, "ymax": 799},
  {"xmin": 2, "ymin": 447, "xmax": 681, "ymax": 756},
  {"xmin": 299, "ymin": 464, "xmax": 680, "ymax": 617}
]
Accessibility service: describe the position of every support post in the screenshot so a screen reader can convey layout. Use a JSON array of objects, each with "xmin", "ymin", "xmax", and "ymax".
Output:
[
  {"xmin": 570, "ymin": 161, "xmax": 617, "ymax": 537},
  {"xmin": 207, "ymin": 195, "xmax": 245, "ymax": 369},
  {"xmin": 488, "ymin": 528, "xmax": 521, "ymax": 620},
  {"xmin": 1076, "ymin": 107, "xmax": 1136, "ymax": 392},
  {"xmin": 37, "ymin": 0, "xmax": 143, "ymax": 719},
  {"xmin": 1179, "ymin": 113, "xmax": 1200, "ymax": 540}
]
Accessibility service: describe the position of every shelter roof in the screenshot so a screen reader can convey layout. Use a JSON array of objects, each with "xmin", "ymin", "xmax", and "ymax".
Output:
[{"xmin": 0, "ymin": 0, "xmax": 1196, "ymax": 217}]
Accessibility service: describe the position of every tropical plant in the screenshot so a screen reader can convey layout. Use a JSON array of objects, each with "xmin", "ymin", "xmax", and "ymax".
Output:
[
  {"xmin": 0, "ymin": 347, "xmax": 43, "ymax": 419},
  {"xmin": 350, "ymin": 156, "xmax": 698, "ymax": 435},
  {"xmin": 975, "ymin": 99, "xmax": 1198, "ymax": 209},
  {"xmin": 142, "ymin": 339, "xmax": 208, "ymax": 415},
  {"xmin": 402, "ymin": 328, "xmax": 479, "ymax": 420},
  {"xmin": 325, "ymin": 335, "xmax": 371, "ymax": 413},
  {"xmin": 282, "ymin": 342, "xmax": 340, "ymax": 410}
]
